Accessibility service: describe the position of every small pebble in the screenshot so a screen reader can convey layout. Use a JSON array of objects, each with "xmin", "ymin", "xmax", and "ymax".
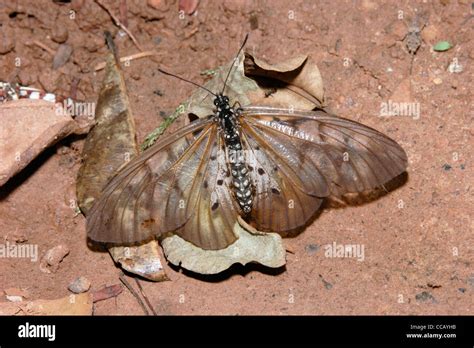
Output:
[
  {"xmin": 39, "ymin": 244, "xmax": 70, "ymax": 274},
  {"xmin": 4, "ymin": 288, "xmax": 29, "ymax": 302},
  {"xmin": 53, "ymin": 44, "xmax": 73, "ymax": 70},
  {"xmin": 447, "ymin": 60, "xmax": 463, "ymax": 73},
  {"xmin": 51, "ymin": 23, "xmax": 69, "ymax": 43},
  {"xmin": 6, "ymin": 295, "xmax": 23, "ymax": 302},
  {"xmin": 442, "ymin": 163, "xmax": 452, "ymax": 171},
  {"xmin": 319, "ymin": 274, "xmax": 333, "ymax": 290},
  {"xmin": 68, "ymin": 276, "xmax": 91, "ymax": 294},
  {"xmin": 468, "ymin": 274, "xmax": 474, "ymax": 287},
  {"xmin": 415, "ymin": 291, "xmax": 435, "ymax": 302},
  {"xmin": 433, "ymin": 77, "xmax": 443, "ymax": 85},
  {"xmin": 305, "ymin": 244, "xmax": 320, "ymax": 255}
]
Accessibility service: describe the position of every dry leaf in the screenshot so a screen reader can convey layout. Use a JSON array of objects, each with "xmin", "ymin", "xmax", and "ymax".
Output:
[
  {"xmin": 183, "ymin": 50, "xmax": 324, "ymax": 119},
  {"xmin": 92, "ymin": 284, "xmax": 123, "ymax": 302},
  {"xmin": 76, "ymin": 33, "xmax": 167, "ymax": 281},
  {"xmin": 161, "ymin": 221, "xmax": 286, "ymax": 275},
  {"xmin": 109, "ymin": 241, "xmax": 168, "ymax": 281}
]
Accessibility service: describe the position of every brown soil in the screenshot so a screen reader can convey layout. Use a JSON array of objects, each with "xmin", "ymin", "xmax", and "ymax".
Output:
[{"xmin": 0, "ymin": 0, "xmax": 472, "ymax": 315}]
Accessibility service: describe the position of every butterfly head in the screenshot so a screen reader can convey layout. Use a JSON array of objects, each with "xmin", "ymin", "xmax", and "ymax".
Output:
[{"xmin": 213, "ymin": 94, "xmax": 231, "ymax": 112}]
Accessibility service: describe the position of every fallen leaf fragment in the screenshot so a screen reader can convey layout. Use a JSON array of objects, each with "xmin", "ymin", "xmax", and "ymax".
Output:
[
  {"xmin": 162, "ymin": 221, "xmax": 286, "ymax": 275},
  {"xmin": 92, "ymin": 284, "xmax": 123, "ymax": 303},
  {"xmin": 109, "ymin": 242, "xmax": 168, "ymax": 281},
  {"xmin": 433, "ymin": 41, "xmax": 452, "ymax": 52},
  {"xmin": 0, "ymin": 293, "xmax": 92, "ymax": 315},
  {"xmin": 77, "ymin": 33, "xmax": 168, "ymax": 281}
]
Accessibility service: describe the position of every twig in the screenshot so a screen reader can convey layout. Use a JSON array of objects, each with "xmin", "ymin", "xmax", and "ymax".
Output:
[
  {"xmin": 119, "ymin": 273, "xmax": 149, "ymax": 315},
  {"xmin": 119, "ymin": 0, "xmax": 128, "ymax": 28},
  {"xmin": 95, "ymin": 0, "xmax": 143, "ymax": 51},
  {"xmin": 94, "ymin": 50, "xmax": 158, "ymax": 71},
  {"xmin": 134, "ymin": 278, "xmax": 157, "ymax": 315},
  {"xmin": 31, "ymin": 40, "xmax": 56, "ymax": 55}
]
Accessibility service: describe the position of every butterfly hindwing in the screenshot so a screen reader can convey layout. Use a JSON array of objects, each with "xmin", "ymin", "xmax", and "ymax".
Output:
[{"xmin": 240, "ymin": 106, "xmax": 407, "ymax": 231}]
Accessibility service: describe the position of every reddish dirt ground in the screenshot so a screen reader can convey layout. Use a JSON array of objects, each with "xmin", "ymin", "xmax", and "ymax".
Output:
[{"xmin": 0, "ymin": 0, "xmax": 472, "ymax": 315}]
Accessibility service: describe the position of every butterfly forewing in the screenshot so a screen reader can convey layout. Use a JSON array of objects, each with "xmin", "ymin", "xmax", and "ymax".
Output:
[{"xmin": 87, "ymin": 117, "xmax": 240, "ymax": 249}]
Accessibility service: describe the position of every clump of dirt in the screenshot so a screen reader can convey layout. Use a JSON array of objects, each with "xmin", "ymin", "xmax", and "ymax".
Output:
[{"xmin": 0, "ymin": 0, "xmax": 472, "ymax": 315}]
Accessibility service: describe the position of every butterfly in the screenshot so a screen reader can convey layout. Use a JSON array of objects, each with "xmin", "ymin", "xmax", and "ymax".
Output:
[{"xmin": 87, "ymin": 35, "xmax": 408, "ymax": 250}]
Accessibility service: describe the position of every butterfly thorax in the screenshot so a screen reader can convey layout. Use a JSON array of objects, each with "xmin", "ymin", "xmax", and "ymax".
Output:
[{"xmin": 213, "ymin": 94, "xmax": 253, "ymax": 214}]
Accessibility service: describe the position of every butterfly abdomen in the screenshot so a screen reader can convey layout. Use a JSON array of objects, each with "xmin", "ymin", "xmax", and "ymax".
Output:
[{"xmin": 216, "ymin": 97, "xmax": 253, "ymax": 214}]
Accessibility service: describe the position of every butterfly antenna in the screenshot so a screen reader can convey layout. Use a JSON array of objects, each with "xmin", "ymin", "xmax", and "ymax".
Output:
[
  {"xmin": 158, "ymin": 68, "xmax": 217, "ymax": 97},
  {"xmin": 221, "ymin": 33, "xmax": 249, "ymax": 95}
]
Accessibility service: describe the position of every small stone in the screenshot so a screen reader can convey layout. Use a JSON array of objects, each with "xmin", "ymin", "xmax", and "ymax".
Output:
[
  {"xmin": 4, "ymin": 288, "xmax": 29, "ymax": 302},
  {"xmin": 85, "ymin": 34, "xmax": 104, "ymax": 53},
  {"xmin": 433, "ymin": 77, "xmax": 443, "ymax": 85},
  {"xmin": 421, "ymin": 25, "xmax": 439, "ymax": 43},
  {"xmin": 39, "ymin": 244, "xmax": 70, "ymax": 273},
  {"xmin": 305, "ymin": 244, "xmax": 320, "ymax": 254},
  {"xmin": 468, "ymin": 274, "xmax": 474, "ymax": 287},
  {"xmin": 7, "ymin": 232, "xmax": 28, "ymax": 243},
  {"xmin": 442, "ymin": 163, "xmax": 452, "ymax": 171},
  {"xmin": 71, "ymin": 0, "xmax": 85, "ymax": 11},
  {"xmin": 51, "ymin": 22, "xmax": 69, "ymax": 43},
  {"xmin": 53, "ymin": 44, "xmax": 73, "ymax": 70},
  {"xmin": 6, "ymin": 295, "xmax": 23, "ymax": 302},
  {"xmin": 415, "ymin": 291, "xmax": 435, "ymax": 303},
  {"xmin": 447, "ymin": 60, "xmax": 463, "ymax": 73},
  {"xmin": 319, "ymin": 274, "xmax": 333, "ymax": 290},
  {"xmin": 458, "ymin": 288, "xmax": 466, "ymax": 293},
  {"xmin": 68, "ymin": 276, "xmax": 91, "ymax": 294}
]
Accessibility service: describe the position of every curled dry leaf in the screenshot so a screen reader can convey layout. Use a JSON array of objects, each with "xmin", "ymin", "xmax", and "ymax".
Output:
[
  {"xmin": 76, "ymin": 33, "xmax": 167, "ymax": 281},
  {"xmin": 184, "ymin": 50, "xmax": 324, "ymax": 119},
  {"xmin": 162, "ymin": 220, "xmax": 285, "ymax": 275}
]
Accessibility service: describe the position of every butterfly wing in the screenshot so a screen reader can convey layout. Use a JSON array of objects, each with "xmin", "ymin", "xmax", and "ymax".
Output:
[
  {"xmin": 87, "ymin": 117, "xmax": 239, "ymax": 250},
  {"xmin": 239, "ymin": 106, "xmax": 408, "ymax": 232}
]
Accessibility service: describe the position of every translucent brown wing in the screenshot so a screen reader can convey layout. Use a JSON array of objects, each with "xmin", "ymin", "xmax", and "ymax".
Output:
[
  {"xmin": 239, "ymin": 106, "xmax": 408, "ymax": 232},
  {"xmin": 87, "ymin": 117, "xmax": 239, "ymax": 250}
]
